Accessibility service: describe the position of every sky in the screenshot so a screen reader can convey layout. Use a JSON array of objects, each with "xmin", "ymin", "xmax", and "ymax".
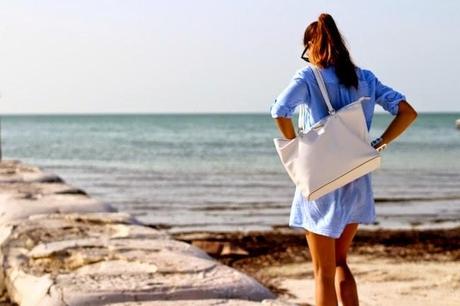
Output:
[{"xmin": 0, "ymin": 0, "xmax": 459, "ymax": 114}]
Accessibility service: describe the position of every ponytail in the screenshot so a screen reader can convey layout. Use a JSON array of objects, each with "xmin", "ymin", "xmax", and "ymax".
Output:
[{"xmin": 304, "ymin": 13, "xmax": 358, "ymax": 89}]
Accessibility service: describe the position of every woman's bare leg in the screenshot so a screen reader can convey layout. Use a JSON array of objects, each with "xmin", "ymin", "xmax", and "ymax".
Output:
[
  {"xmin": 335, "ymin": 223, "xmax": 359, "ymax": 306},
  {"xmin": 305, "ymin": 230, "xmax": 338, "ymax": 306}
]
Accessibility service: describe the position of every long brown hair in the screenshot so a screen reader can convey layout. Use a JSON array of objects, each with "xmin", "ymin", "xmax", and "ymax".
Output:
[{"xmin": 304, "ymin": 13, "xmax": 358, "ymax": 89}]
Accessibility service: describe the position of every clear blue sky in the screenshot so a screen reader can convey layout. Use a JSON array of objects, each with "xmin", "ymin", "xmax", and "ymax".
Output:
[{"xmin": 0, "ymin": 0, "xmax": 458, "ymax": 114}]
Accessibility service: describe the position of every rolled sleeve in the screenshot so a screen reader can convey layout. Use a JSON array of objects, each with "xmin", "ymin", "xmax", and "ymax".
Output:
[
  {"xmin": 270, "ymin": 74, "xmax": 309, "ymax": 118},
  {"xmin": 374, "ymin": 76, "xmax": 406, "ymax": 116}
]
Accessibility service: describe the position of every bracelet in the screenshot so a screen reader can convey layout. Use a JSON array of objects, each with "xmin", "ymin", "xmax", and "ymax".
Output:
[
  {"xmin": 371, "ymin": 137, "xmax": 388, "ymax": 152},
  {"xmin": 376, "ymin": 143, "xmax": 388, "ymax": 152}
]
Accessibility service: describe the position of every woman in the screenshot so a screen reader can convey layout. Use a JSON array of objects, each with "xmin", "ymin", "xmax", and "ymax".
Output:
[{"xmin": 270, "ymin": 13, "xmax": 417, "ymax": 306}]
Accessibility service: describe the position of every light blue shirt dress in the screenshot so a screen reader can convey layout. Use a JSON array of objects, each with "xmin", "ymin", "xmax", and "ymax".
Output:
[{"xmin": 270, "ymin": 65, "xmax": 406, "ymax": 239}]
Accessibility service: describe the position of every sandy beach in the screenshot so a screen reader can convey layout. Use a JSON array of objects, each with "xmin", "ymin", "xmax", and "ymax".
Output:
[{"xmin": 173, "ymin": 227, "xmax": 460, "ymax": 306}]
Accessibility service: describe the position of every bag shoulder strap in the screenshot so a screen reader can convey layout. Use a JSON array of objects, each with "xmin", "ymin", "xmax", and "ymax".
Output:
[
  {"xmin": 309, "ymin": 63, "xmax": 335, "ymax": 115},
  {"xmin": 298, "ymin": 64, "xmax": 335, "ymax": 132}
]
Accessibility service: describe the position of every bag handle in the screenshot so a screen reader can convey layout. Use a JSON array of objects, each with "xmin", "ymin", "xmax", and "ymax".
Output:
[
  {"xmin": 298, "ymin": 63, "xmax": 335, "ymax": 133},
  {"xmin": 309, "ymin": 64, "xmax": 335, "ymax": 115}
]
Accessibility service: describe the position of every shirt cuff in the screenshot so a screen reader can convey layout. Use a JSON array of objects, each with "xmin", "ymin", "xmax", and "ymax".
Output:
[{"xmin": 270, "ymin": 100, "xmax": 294, "ymax": 118}]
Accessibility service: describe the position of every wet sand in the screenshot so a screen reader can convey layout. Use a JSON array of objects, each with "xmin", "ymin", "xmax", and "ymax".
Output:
[{"xmin": 173, "ymin": 226, "xmax": 460, "ymax": 306}]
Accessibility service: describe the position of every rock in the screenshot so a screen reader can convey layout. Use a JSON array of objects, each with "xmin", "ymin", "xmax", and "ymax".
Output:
[
  {"xmin": 192, "ymin": 240, "xmax": 224, "ymax": 255},
  {"xmin": 2, "ymin": 214, "xmax": 275, "ymax": 305},
  {"xmin": 0, "ymin": 193, "xmax": 115, "ymax": 223},
  {"xmin": 0, "ymin": 161, "xmax": 293, "ymax": 305},
  {"xmin": 221, "ymin": 242, "xmax": 250, "ymax": 256},
  {"xmin": 191, "ymin": 241, "xmax": 249, "ymax": 257}
]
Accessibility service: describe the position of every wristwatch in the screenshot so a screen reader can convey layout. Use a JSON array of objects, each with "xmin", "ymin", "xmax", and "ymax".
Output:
[{"xmin": 371, "ymin": 137, "xmax": 387, "ymax": 152}]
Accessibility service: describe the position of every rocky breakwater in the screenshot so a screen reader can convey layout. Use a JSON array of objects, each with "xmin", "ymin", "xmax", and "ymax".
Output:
[{"xmin": 0, "ymin": 160, "xmax": 295, "ymax": 306}]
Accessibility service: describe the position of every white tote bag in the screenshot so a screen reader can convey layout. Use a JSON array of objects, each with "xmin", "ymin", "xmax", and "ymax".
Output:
[{"xmin": 273, "ymin": 64, "xmax": 381, "ymax": 201}]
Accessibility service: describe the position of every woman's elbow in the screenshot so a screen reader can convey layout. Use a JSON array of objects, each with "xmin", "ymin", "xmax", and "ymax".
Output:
[{"xmin": 398, "ymin": 100, "xmax": 418, "ymax": 120}]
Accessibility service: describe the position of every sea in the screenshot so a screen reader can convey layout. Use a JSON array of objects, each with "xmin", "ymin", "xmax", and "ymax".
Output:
[{"xmin": 1, "ymin": 113, "xmax": 459, "ymax": 233}]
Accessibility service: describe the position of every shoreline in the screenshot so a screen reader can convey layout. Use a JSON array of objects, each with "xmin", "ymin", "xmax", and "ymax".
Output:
[{"xmin": 172, "ymin": 226, "xmax": 460, "ymax": 261}]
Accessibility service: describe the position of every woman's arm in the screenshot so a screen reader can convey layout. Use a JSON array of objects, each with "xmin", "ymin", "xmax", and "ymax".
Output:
[
  {"xmin": 273, "ymin": 117, "xmax": 297, "ymax": 140},
  {"xmin": 270, "ymin": 71, "xmax": 309, "ymax": 138},
  {"xmin": 373, "ymin": 100, "xmax": 417, "ymax": 149}
]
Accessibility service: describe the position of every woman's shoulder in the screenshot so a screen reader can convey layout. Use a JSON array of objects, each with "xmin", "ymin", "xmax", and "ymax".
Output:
[
  {"xmin": 354, "ymin": 66, "xmax": 377, "ymax": 83},
  {"xmin": 292, "ymin": 66, "xmax": 314, "ymax": 82},
  {"xmin": 293, "ymin": 65, "xmax": 328, "ymax": 83}
]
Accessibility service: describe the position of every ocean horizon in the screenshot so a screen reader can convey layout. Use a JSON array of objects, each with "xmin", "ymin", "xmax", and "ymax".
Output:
[{"xmin": 2, "ymin": 112, "xmax": 460, "ymax": 233}]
